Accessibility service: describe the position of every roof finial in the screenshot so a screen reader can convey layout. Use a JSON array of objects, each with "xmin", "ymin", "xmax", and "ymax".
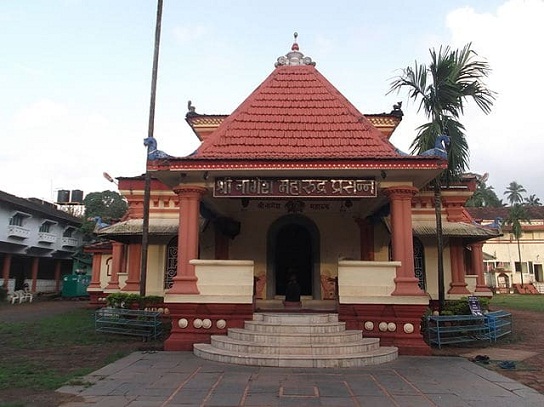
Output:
[
  {"xmin": 292, "ymin": 32, "xmax": 299, "ymax": 51},
  {"xmin": 275, "ymin": 32, "xmax": 315, "ymax": 67}
]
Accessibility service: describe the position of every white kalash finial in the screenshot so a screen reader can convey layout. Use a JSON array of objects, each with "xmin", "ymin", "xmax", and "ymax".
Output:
[{"xmin": 275, "ymin": 32, "xmax": 316, "ymax": 67}]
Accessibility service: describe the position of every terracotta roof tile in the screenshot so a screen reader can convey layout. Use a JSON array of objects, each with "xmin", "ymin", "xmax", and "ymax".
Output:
[{"xmin": 189, "ymin": 65, "xmax": 401, "ymax": 160}]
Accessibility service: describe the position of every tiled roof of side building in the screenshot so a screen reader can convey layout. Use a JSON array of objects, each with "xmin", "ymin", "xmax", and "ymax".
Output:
[
  {"xmin": 466, "ymin": 206, "xmax": 544, "ymax": 222},
  {"xmin": 189, "ymin": 64, "xmax": 402, "ymax": 160}
]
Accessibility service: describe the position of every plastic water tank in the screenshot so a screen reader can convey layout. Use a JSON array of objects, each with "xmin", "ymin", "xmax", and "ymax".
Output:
[{"xmin": 57, "ymin": 190, "xmax": 70, "ymax": 204}]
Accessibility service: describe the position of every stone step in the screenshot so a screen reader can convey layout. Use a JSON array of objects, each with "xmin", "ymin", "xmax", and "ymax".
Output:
[
  {"xmin": 209, "ymin": 335, "xmax": 381, "ymax": 355},
  {"xmin": 243, "ymin": 320, "xmax": 346, "ymax": 334},
  {"xmin": 253, "ymin": 312, "xmax": 338, "ymax": 324},
  {"xmin": 228, "ymin": 327, "xmax": 364, "ymax": 344},
  {"xmin": 193, "ymin": 343, "xmax": 398, "ymax": 368},
  {"xmin": 193, "ymin": 313, "xmax": 398, "ymax": 368}
]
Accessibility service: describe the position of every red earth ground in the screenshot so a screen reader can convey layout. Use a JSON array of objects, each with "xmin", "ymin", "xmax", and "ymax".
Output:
[{"xmin": 0, "ymin": 299, "xmax": 542, "ymax": 406}]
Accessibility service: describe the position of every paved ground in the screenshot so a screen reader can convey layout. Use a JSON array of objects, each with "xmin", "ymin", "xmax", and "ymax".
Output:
[{"xmin": 57, "ymin": 351, "xmax": 544, "ymax": 407}]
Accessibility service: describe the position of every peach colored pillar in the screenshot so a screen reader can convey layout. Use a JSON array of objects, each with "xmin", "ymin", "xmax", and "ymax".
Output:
[
  {"xmin": 88, "ymin": 253, "xmax": 103, "ymax": 289},
  {"xmin": 356, "ymin": 218, "xmax": 374, "ymax": 261},
  {"xmin": 122, "ymin": 243, "xmax": 142, "ymax": 291},
  {"xmin": 169, "ymin": 185, "xmax": 207, "ymax": 294},
  {"xmin": 31, "ymin": 257, "xmax": 39, "ymax": 292},
  {"xmin": 54, "ymin": 260, "xmax": 62, "ymax": 292},
  {"xmin": 2, "ymin": 254, "xmax": 11, "ymax": 288},
  {"xmin": 471, "ymin": 242, "xmax": 492, "ymax": 293},
  {"xmin": 448, "ymin": 240, "xmax": 470, "ymax": 294},
  {"xmin": 105, "ymin": 242, "xmax": 123, "ymax": 289},
  {"xmin": 383, "ymin": 186, "xmax": 424, "ymax": 296}
]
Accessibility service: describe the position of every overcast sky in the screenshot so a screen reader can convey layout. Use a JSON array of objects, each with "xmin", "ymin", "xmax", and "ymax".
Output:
[{"xmin": 1, "ymin": 0, "xmax": 543, "ymax": 203}]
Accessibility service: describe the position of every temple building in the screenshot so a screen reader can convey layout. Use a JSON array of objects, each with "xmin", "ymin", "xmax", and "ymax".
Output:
[{"xmin": 86, "ymin": 37, "xmax": 500, "ymax": 356}]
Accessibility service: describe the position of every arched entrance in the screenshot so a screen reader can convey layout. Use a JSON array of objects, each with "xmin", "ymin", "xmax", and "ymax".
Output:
[{"xmin": 267, "ymin": 215, "xmax": 320, "ymax": 299}]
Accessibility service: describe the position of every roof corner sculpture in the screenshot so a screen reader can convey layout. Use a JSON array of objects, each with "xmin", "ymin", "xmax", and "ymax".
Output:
[
  {"xmin": 144, "ymin": 137, "xmax": 172, "ymax": 160},
  {"xmin": 420, "ymin": 134, "xmax": 450, "ymax": 159}
]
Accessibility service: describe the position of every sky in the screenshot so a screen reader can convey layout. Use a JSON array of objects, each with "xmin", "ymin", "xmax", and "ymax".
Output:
[{"xmin": 1, "ymin": 0, "xmax": 543, "ymax": 204}]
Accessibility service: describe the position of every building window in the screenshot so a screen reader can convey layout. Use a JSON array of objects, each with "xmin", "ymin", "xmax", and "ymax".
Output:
[
  {"xmin": 63, "ymin": 228, "xmax": 74, "ymax": 237},
  {"xmin": 39, "ymin": 223, "xmax": 50, "ymax": 233},
  {"xmin": 164, "ymin": 237, "xmax": 178, "ymax": 289},
  {"xmin": 9, "ymin": 214, "xmax": 24, "ymax": 226},
  {"xmin": 388, "ymin": 237, "xmax": 426, "ymax": 290}
]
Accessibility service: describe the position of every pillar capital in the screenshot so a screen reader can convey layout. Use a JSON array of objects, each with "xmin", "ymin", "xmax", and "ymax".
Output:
[
  {"xmin": 173, "ymin": 184, "xmax": 207, "ymax": 198},
  {"xmin": 382, "ymin": 185, "xmax": 418, "ymax": 200}
]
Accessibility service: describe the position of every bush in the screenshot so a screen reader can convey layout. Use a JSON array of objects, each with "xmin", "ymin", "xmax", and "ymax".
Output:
[
  {"xmin": 442, "ymin": 296, "xmax": 490, "ymax": 315},
  {"xmin": 105, "ymin": 293, "xmax": 164, "ymax": 309}
]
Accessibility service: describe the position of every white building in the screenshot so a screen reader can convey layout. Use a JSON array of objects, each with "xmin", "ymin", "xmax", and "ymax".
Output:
[{"xmin": 0, "ymin": 190, "xmax": 85, "ymax": 294}]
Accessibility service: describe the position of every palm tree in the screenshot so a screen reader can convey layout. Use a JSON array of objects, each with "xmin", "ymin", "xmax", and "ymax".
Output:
[
  {"xmin": 390, "ymin": 43, "xmax": 495, "ymax": 311},
  {"xmin": 504, "ymin": 203, "xmax": 530, "ymax": 286},
  {"xmin": 525, "ymin": 194, "xmax": 542, "ymax": 206},
  {"xmin": 504, "ymin": 181, "xmax": 526, "ymax": 205},
  {"xmin": 466, "ymin": 181, "xmax": 502, "ymax": 207}
]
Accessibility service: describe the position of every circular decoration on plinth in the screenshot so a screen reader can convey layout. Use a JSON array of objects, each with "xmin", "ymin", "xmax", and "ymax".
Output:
[
  {"xmin": 202, "ymin": 319, "xmax": 212, "ymax": 329},
  {"xmin": 164, "ymin": 308, "xmax": 170, "ymax": 315},
  {"xmin": 403, "ymin": 323, "xmax": 414, "ymax": 334},
  {"xmin": 178, "ymin": 318, "xmax": 188, "ymax": 329},
  {"xmin": 364, "ymin": 321, "xmax": 374, "ymax": 331},
  {"xmin": 387, "ymin": 322, "xmax": 397, "ymax": 332},
  {"xmin": 378, "ymin": 322, "xmax": 388, "ymax": 332},
  {"xmin": 216, "ymin": 319, "xmax": 227, "ymax": 329},
  {"xmin": 193, "ymin": 318, "xmax": 203, "ymax": 329},
  {"xmin": 432, "ymin": 310, "xmax": 440, "ymax": 316},
  {"xmin": 157, "ymin": 307, "xmax": 164, "ymax": 314}
]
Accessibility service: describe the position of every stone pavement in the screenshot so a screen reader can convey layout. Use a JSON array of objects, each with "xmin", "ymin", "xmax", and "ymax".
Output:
[{"xmin": 57, "ymin": 351, "xmax": 544, "ymax": 407}]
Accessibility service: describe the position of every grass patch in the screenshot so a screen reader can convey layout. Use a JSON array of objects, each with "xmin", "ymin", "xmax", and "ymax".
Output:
[
  {"xmin": 490, "ymin": 294, "xmax": 544, "ymax": 312},
  {"xmin": 0, "ymin": 307, "xmax": 158, "ymax": 392}
]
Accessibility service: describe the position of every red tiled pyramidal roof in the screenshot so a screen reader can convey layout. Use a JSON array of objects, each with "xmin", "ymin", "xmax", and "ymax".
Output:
[{"xmin": 189, "ymin": 64, "xmax": 401, "ymax": 160}]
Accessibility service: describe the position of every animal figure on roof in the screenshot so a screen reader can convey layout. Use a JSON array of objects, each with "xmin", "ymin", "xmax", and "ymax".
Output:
[
  {"xmin": 89, "ymin": 216, "xmax": 109, "ymax": 229},
  {"xmin": 483, "ymin": 217, "xmax": 502, "ymax": 230},
  {"xmin": 420, "ymin": 134, "xmax": 450, "ymax": 159},
  {"xmin": 144, "ymin": 137, "xmax": 173, "ymax": 160}
]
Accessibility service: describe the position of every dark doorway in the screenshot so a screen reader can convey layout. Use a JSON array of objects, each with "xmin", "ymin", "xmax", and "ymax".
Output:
[
  {"xmin": 275, "ymin": 223, "xmax": 312, "ymax": 296},
  {"xmin": 267, "ymin": 214, "xmax": 320, "ymax": 299}
]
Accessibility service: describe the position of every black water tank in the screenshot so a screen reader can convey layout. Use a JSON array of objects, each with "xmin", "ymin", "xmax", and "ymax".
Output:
[
  {"xmin": 71, "ymin": 189, "xmax": 84, "ymax": 203},
  {"xmin": 57, "ymin": 190, "xmax": 70, "ymax": 204}
]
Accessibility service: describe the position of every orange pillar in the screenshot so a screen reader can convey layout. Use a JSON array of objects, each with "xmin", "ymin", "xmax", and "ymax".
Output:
[
  {"xmin": 448, "ymin": 239, "xmax": 470, "ymax": 294},
  {"xmin": 54, "ymin": 260, "xmax": 62, "ymax": 292},
  {"xmin": 2, "ymin": 254, "xmax": 11, "ymax": 288},
  {"xmin": 383, "ymin": 186, "xmax": 424, "ymax": 296},
  {"xmin": 122, "ymin": 243, "xmax": 142, "ymax": 291},
  {"xmin": 169, "ymin": 185, "xmax": 207, "ymax": 294},
  {"xmin": 88, "ymin": 253, "xmax": 103, "ymax": 289},
  {"xmin": 356, "ymin": 218, "xmax": 374, "ymax": 261},
  {"xmin": 31, "ymin": 257, "xmax": 39, "ymax": 292},
  {"xmin": 105, "ymin": 242, "xmax": 123, "ymax": 290},
  {"xmin": 471, "ymin": 242, "xmax": 492, "ymax": 293}
]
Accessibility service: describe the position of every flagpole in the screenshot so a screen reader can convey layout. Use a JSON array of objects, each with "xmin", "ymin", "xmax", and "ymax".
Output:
[{"xmin": 140, "ymin": 0, "xmax": 163, "ymax": 297}]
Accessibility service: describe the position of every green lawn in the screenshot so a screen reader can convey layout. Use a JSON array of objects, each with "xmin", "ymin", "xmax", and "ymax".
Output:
[
  {"xmin": 490, "ymin": 294, "xmax": 544, "ymax": 312},
  {"xmin": 0, "ymin": 308, "xmax": 150, "ymax": 392}
]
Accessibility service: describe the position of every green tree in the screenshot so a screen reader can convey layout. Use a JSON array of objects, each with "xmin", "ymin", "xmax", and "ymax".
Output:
[
  {"xmin": 81, "ymin": 190, "xmax": 128, "ymax": 236},
  {"xmin": 390, "ymin": 43, "xmax": 495, "ymax": 310},
  {"xmin": 504, "ymin": 203, "xmax": 530, "ymax": 286},
  {"xmin": 466, "ymin": 181, "xmax": 502, "ymax": 207},
  {"xmin": 504, "ymin": 181, "xmax": 526, "ymax": 205},
  {"xmin": 524, "ymin": 194, "xmax": 542, "ymax": 206}
]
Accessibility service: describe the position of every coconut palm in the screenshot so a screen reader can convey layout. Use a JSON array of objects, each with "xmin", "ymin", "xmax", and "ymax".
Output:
[
  {"xmin": 390, "ymin": 43, "xmax": 495, "ymax": 310},
  {"xmin": 504, "ymin": 181, "xmax": 526, "ymax": 205},
  {"xmin": 524, "ymin": 194, "xmax": 542, "ymax": 207},
  {"xmin": 504, "ymin": 203, "xmax": 530, "ymax": 286},
  {"xmin": 466, "ymin": 181, "xmax": 502, "ymax": 207}
]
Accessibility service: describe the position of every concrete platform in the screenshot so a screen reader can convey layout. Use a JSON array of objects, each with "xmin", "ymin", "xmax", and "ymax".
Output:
[{"xmin": 57, "ymin": 351, "xmax": 544, "ymax": 406}]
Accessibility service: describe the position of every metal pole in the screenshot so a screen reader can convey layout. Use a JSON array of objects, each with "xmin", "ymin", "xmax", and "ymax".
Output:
[{"xmin": 140, "ymin": 0, "xmax": 163, "ymax": 297}]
